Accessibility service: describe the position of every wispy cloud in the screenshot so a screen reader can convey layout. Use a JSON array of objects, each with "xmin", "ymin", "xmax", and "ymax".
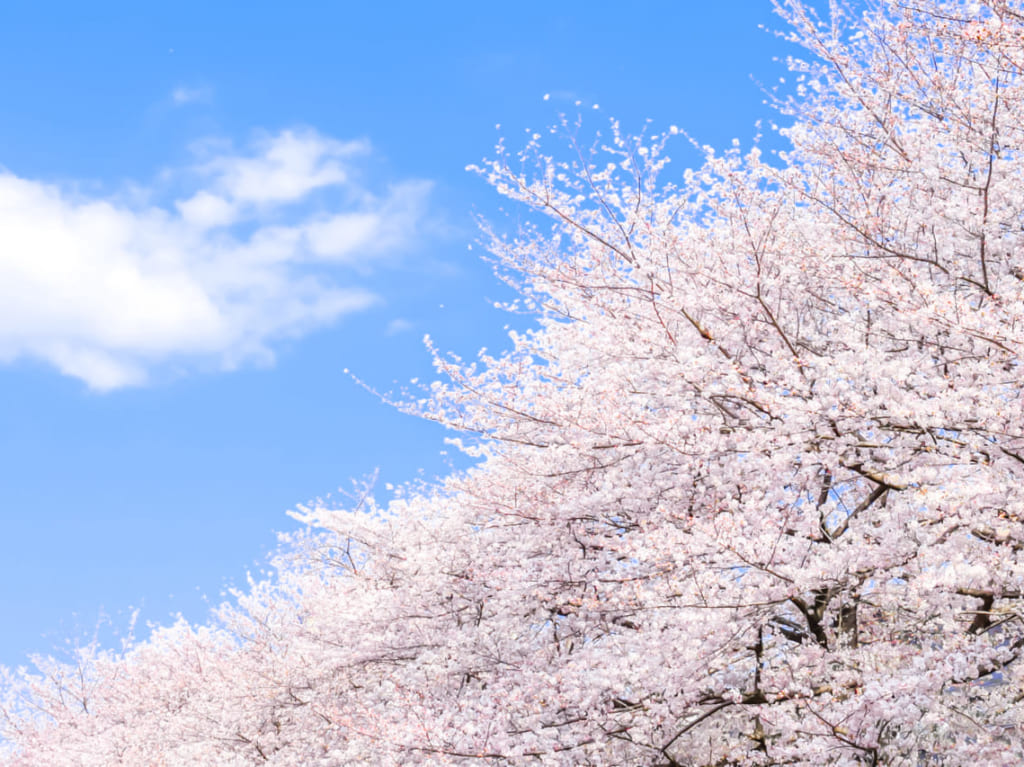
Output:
[
  {"xmin": 385, "ymin": 318, "xmax": 414, "ymax": 335},
  {"xmin": 0, "ymin": 129, "xmax": 432, "ymax": 390},
  {"xmin": 195, "ymin": 130, "xmax": 365, "ymax": 207},
  {"xmin": 170, "ymin": 85, "xmax": 212, "ymax": 106}
]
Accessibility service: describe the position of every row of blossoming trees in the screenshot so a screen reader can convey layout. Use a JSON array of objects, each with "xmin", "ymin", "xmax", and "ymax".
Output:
[{"xmin": 5, "ymin": 1, "xmax": 1024, "ymax": 764}]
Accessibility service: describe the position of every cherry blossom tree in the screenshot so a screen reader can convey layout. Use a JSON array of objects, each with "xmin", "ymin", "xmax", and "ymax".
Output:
[{"xmin": 5, "ymin": 1, "xmax": 1024, "ymax": 764}]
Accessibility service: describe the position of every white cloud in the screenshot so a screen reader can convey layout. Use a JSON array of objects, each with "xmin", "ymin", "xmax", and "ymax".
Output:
[
  {"xmin": 174, "ymin": 191, "xmax": 236, "ymax": 229},
  {"xmin": 303, "ymin": 180, "xmax": 431, "ymax": 263},
  {"xmin": 202, "ymin": 130, "xmax": 368, "ymax": 206},
  {"xmin": 306, "ymin": 211, "xmax": 381, "ymax": 259},
  {"xmin": 385, "ymin": 318, "xmax": 414, "ymax": 335},
  {"xmin": 171, "ymin": 85, "xmax": 212, "ymax": 106},
  {"xmin": 0, "ymin": 129, "xmax": 430, "ymax": 390}
]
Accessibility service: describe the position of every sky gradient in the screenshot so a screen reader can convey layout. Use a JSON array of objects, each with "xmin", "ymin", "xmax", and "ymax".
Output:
[{"xmin": 0, "ymin": 1, "xmax": 811, "ymax": 668}]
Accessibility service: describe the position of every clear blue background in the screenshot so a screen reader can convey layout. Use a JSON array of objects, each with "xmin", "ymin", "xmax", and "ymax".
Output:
[{"xmin": 0, "ymin": 1, "xmax": 811, "ymax": 667}]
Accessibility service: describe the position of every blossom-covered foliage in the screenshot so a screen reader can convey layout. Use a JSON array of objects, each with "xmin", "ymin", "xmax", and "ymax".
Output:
[{"xmin": 5, "ymin": 1, "xmax": 1024, "ymax": 764}]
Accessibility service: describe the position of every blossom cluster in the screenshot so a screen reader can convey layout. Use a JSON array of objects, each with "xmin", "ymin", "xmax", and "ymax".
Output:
[{"xmin": 4, "ymin": 1, "xmax": 1024, "ymax": 764}]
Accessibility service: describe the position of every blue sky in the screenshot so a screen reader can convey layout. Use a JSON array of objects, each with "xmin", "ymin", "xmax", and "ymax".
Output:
[{"xmin": 0, "ymin": 1, "xmax": 803, "ymax": 668}]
